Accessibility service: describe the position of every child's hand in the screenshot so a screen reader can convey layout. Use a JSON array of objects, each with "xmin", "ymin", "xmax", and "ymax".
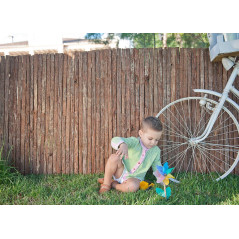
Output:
[{"xmin": 116, "ymin": 143, "xmax": 129, "ymax": 159}]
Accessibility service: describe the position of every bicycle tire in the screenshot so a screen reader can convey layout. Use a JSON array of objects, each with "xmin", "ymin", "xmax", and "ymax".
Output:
[{"xmin": 156, "ymin": 97, "xmax": 239, "ymax": 181}]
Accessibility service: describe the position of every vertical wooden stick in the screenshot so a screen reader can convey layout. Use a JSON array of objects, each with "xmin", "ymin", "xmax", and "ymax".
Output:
[{"xmin": 164, "ymin": 183, "xmax": 167, "ymax": 199}]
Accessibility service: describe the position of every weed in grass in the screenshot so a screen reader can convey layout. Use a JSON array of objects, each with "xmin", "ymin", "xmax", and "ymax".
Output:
[{"xmin": 0, "ymin": 145, "xmax": 20, "ymax": 185}]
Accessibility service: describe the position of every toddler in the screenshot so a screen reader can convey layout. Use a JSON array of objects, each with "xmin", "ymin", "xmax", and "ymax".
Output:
[{"xmin": 98, "ymin": 116, "xmax": 163, "ymax": 194}]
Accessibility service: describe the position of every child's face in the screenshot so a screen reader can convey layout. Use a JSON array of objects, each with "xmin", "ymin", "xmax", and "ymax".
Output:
[{"xmin": 139, "ymin": 127, "xmax": 162, "ymax": 149}]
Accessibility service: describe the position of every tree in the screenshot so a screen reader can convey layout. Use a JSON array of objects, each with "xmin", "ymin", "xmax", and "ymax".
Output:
[
  {"xmin": 119, "ymin": 33, "xmax": 163, "ymax": 48},
  {"xmin": 119, "ymin": 33, "xmax": 209, "ymax": 48},
  {"xmin": 163, "ymin": 33, "xmax": 167, "ymax": 48},
  {"xmin": 85, "ymin": 33, "xmax": 115, "ymax": 45},
  {"xmin": 84, "ymin": 33, "xmax": 210, "ymax": 48},
  {"xmin": 166, "ymin": 33, "xmax": 209, "ymax": 48}
]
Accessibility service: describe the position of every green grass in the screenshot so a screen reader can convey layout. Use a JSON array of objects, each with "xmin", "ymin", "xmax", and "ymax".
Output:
[
  {"xmin": 0, "ymin": 170, "xmax": 239, "ymax": 205},
  {"xmin": 0, "ymin": 145, "xmax": 20, "ymax": 184}
]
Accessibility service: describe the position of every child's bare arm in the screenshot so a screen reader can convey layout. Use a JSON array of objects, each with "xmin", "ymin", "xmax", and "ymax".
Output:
[
  {"xmin": 111, "ymin": 136, "xmax": 138, "ymax": 159},
  {"xmin": 116, "ymin": 143, "xmax": 129, "ymax": 159}
]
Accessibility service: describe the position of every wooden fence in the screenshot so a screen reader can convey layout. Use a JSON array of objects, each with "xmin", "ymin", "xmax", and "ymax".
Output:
[{"xmin": 0, "ymin": 48, "xmax": 239, "ymax": 175}]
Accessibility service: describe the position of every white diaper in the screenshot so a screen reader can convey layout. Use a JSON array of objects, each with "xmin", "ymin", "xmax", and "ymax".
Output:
[{"xmin": 113, "ymin": 168, "xmax": 128, "ymax": 184}]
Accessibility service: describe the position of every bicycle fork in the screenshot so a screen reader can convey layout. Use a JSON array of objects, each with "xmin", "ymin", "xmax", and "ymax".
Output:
[{"xmin": 189, "ymin": 65, "xmax": 239, "ymax": 145}]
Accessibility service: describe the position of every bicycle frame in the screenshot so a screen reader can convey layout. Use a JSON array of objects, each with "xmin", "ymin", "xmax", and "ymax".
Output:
[{"xmin": 191, "ymin": 64, "xmax": 239, "ymax": 144}]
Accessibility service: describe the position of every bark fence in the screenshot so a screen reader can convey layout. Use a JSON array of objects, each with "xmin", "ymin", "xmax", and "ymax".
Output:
[{"xmin": 0, "ymin": 48, "xmax": 238, "ymax": 175}]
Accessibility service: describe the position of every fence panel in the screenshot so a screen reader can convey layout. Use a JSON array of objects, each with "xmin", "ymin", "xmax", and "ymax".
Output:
[{"xmin": 0, "ymin": 48, "xmax": 238, "ymax": 175}]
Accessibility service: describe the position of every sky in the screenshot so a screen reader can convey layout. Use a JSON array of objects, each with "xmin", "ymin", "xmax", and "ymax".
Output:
[
  {"xmin": 1, "ymin": 0, "xmax": 237, "ymax": 45},
  {"xmin": 0, "ymin": 32, "xmax": 87, "ymax": 44},
  {"xmin": 0, "ymin": 1, "xmax": 104, "ymax": 44}
]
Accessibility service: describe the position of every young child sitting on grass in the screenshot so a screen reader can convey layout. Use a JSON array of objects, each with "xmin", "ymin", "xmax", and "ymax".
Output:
[{"xmin": 98, "ymin": 116, "xmax": 163, "ymax": 194}]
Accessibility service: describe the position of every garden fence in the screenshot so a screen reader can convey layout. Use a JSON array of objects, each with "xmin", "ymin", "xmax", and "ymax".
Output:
[{"xmin": 0, "ymin": 48, "xmax": 238, "ymax": 175}]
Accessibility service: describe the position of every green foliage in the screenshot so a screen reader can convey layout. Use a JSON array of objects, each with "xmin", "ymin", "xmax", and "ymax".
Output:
[
  {"xmin": 120, "ymin": 33, "xmax": 209, "ymax": 48},
  {"xmin": 166, "ymin": 33, "xmax": 209, "ymax": 48},
  {"xmin": 85, "ymin": 33, "xmax": 115, "ymax": 45},
  {"xmin": 119, "ymin": 33, "xmax": 163, "ymax": 48},
  {"xmin": 0, "ymin": 145, "xmax": 19, "ymax": 184},
  {"xmin": 85, "ymin": 33, "xmax": 209, "ymax": 48}
]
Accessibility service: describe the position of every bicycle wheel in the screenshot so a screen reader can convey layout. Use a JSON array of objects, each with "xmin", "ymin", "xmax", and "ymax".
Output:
[{"xmin": 156, "ymin": 97, "xmax": 239, "ymax": 181}]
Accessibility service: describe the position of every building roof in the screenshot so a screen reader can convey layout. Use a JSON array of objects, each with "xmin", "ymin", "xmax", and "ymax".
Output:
[
  {"xmin": 0, "ymin": 41, "xmax": 28, "ymax": 48},
  {"xmin": 62, "ymin": 38, "xmax": 85, "ymax": 43},
  {"xmin": 0, "ymin": 37, "xmax": 119, "ymax": 56}
]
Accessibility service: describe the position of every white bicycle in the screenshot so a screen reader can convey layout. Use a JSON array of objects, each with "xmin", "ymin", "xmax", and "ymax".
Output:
[{"xmin": 157, "ymin": 34, "xmax": 239, "ymax": 181}]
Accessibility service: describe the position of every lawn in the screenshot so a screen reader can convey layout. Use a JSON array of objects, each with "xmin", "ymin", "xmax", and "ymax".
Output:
[{"xmin": 1, "ymin": 169, "xmax": 239, "ymax": 205}]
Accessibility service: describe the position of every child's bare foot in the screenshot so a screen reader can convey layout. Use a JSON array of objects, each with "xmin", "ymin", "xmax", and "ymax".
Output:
[
  {"xmin": 98, "ymin": 178, "xmax": 119, "ymax": 190},
  {"xmin": 97, "ymin": 178, "xmax": 104, "ymax": 184},
  {"xmin": 97, "ymin": 178, "xmax": 114, "ymax": 184},
  {"xmin": 111, "ymin": 181, "xmax": 120, "ymax": 189}
]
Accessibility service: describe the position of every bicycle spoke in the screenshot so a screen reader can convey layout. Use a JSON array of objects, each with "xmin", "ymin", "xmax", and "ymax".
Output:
[
  {"xmin": 161, "ymin": 112, "xmax": 189, "ymax": 138},
  {"xmin": 159, "ymin": 140, "xmax": 187, "ymax": 147},
  {"xmin": 172, "ymin": 102, "xmax": 193, "ymax": 137},
  {"xmin": 168, "ymin": 105, "xmax": 193, "ymax": 137},
  {"xmin": 204, "ymin": 130, "xmax": 239, "ymax": 139},
  {"xmin": 208, "ymin": 114, "xmax": 232, "ymax": 135},
  {"xmin": 192, "ymin": 147, "xmax": 199, "ymax": 178},
  {"xmin": 203, "ymin": 137, "xmax": 239, "ymax": 144},
  {"xmin": 191, "ymin": 146, "xmax": 195, "ymax": 179},
  {"xmin": 157, "ymin": 97, "xmax": 239, "ymax": 181},
  {"xmin": 195, "ymin": 104, "xmax": 228, "ymax": 139},
  {"xmin": 175, "ymin": 152, "xmax": 187, "ymax": 180},
  {"xmin": 161, "ymin": 124, "xmax": 189, "ymax": 140},
  {"xmin": 160, "ymin": 144, "xmax": 186, "ymax": 148},
  {"xmin": 192, "ymin": 105, "xmax": 208, "ymax": 137},
  {"xmin": 200, "ymin": 142, "xmax": 239, "ymax": 151},
  {"xmin": 196, "ymin": 147, "xmax": 214, "ymax": 180},
  {"xmin": 207, "ymin": 122, "xmax": 237, "ymax": 137},
  {"xmin": 160, "ymin": 142, "xmax": 188, "ymax": 149},
  {"xmin": 197, "ymin": 146, "xmax": 238, "ymax": 152},
  {"xmin": 184, "ymin": 148, "xmax": 194, "ymax": 175},
  {"xmin": 159, "ymin": 139, "xmax": 186, "ymax": 144},
  {"xmin": 188, "ymin": 99, "xmax": 192, "ymax": 138},
  {"xmin": 194, "ymin": 147, "xmax": 206, "ymax": 180},
  {"xmin": 197, "ymin": 144, "xmax": 232, "ymax": 167},
  {"xmin": 164, "ymin": 145, "xmax": 191, "ymax": 167},
  {"xmin": 197, "ymin": 144, "xmax": 228, "ymax": 173},
  {"xmin": 180, "ymin": 101, "xmax": 194, "ymax": 137},
  {"xmin": 199, "ymin": 144, "xmax": 234, "ymax": 162},
  {"xmin": 198, "ymin": 146, "xmax": 222, "ymax": 177},
  {"xmin": 161, "ymin": 142, "xmax": 188, "ymax": 158},
  {"xmin": 173, "ymin": 145, "xmax": 191, "ymax": 179},
  {"xmin": 194, "ymin": 110, "xmax": 213, "ymax": 138}
]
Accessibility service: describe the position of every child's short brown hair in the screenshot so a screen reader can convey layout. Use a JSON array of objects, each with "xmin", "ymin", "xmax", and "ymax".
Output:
[{"xmin": 141, "ymin": 116, "xmax": 163, "ymax": 132}]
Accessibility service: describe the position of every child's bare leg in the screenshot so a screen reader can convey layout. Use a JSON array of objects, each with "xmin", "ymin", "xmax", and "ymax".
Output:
[
  {"xmin": 103, "ymin": 154, "xmax": 124, "ymax": 186},
  {"xmin": 112, "ymin": 178, "xmax": 140, "ymax": 192}
]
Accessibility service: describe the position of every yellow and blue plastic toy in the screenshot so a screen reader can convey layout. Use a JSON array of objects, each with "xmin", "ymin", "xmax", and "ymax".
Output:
[{"xmin": 139, "ymin": 181, "xmax": 154, "ymax": 190}]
